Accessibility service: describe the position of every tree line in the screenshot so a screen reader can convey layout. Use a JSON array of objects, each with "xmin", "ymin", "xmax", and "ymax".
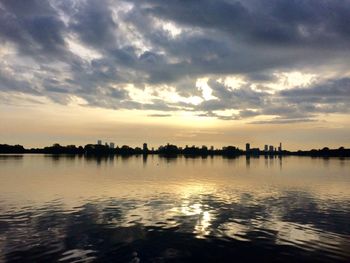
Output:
[{"xmin": 0, "ymin": 143, "xmax": 349, "ymax": 157}]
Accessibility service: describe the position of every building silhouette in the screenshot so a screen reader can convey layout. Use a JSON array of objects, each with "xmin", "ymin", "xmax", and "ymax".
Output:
[
  {"xmin": 2, "ymin": 141, "xmax": 350, "ymax": 157},
  {"xmin": 143, "ymin": 143, "xmax": 148, "ymax": 152},
  {"xmin": 278, "ymin": 142, "xmax": 282, "ymax": 152}
]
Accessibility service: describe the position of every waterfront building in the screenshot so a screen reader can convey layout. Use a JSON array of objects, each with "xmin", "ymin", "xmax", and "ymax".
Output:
[
  {"xmin": 278, "ymin": 143, "xmax": 282, "ymax": 152},
  {"xmin": 264, "ymin": 145, "xmax": 268, "ymax": 152},
  {"xmin": 143, "ymin": 143, "xmax": 148, "ymax": 151}
]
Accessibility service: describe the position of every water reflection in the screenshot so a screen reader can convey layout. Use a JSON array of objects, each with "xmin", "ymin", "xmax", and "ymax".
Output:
[
  {"xmin": 0, "ymin": 155, "xmax": 350, "ymax": 262},
  {"xmin": 1, "ymin": 192, "xmax": 350, "ymax": 262}
]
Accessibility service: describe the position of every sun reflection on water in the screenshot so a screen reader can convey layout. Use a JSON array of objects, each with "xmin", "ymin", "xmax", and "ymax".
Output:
[{"xmin": 1, "ymin": 155, "xmax": 350, "ymax": 262}]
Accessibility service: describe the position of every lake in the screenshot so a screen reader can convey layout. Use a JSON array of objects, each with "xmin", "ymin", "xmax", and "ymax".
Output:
[{"xmin": 0, "ymin": 154, "xmax": 349, "ymax": 262}]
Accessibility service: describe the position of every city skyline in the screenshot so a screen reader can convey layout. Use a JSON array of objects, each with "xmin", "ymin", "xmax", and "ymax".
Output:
[
  {"xmin": 2, "ymin": 140, "xmax": 349, "ymax": 156},
  {"xmin": 3, "ymin": 140, "xmax": 350, "ymax": 158},
  {"xmin": 1, "ymin": 127, "xmax": 348, "ymax": 151}
]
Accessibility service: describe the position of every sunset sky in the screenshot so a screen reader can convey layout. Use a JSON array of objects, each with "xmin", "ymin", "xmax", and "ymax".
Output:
[{"xmin": 1, "ymin": 0, "xmax": 350, "ymax": 150}]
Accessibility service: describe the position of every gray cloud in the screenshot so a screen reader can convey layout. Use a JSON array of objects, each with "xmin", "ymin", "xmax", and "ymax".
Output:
[
  {"xmin": 276, "ymin": 78, "xmax": 350, "ymax": 117},
  {"xmin": 133, "ymin": 0, "xmax": 350, "ymax": 46},
  {"xmin": 0, "ymin": 0, "xmax": 349, "ymax": 123},
  {"xmin": 0, "ymin": 0, "xmax": 72, "ymax": 62},
  {"xmin": 250, "ymin": 118, "xmax": 317, "ymax": 124},
  {"xmin": 193, "ymin": 76, "xmax": 350, "ymax": 123},
  {"xmin": 280, "ymin": 78, "xmax": 350, "ymax": 103},
  {"xmin": 147, "ymin": 113, "xmax": 171, "ymax": 117},
  {"xmin": 70, "ymin": 0, "xmax": 118, "ymax": 50}
]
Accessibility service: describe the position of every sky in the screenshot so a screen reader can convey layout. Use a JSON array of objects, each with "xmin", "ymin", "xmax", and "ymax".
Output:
[{"xmin": 0, "ymin": 0, "xmax": 350, "ymax": 150}]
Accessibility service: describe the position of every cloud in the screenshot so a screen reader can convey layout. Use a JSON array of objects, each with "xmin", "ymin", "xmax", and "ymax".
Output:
[
  {"xmin": 280, "ymin": 78, "xmax": 350, "ymax": 103},
  {"xmin": 0, "ymin": 0, "xmax": 72, "ymax": 61},
  {"xmin": 70, "ymin": 0, "xmax": 118, "ymax": 50},
  {"xmin": 250, "ymin": 118, "xmax": 317, "ymax": 124},
  {"xmin": 133, "ymin": 0, "xmax": 350, "ymax": 47},
  {"xmin": 147, "ymin": 113, "xmax": 171, "ymax": 117},
  {"xmin": 0, "ymin": 0, "xmax": 349, "ymax": 123},
  {"xmin": 278, "ymin": 78, "xmax": 350, "ymax": 116}
]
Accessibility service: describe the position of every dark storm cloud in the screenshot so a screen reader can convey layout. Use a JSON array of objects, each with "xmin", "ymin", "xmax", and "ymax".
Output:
[{"xmin": 0, "ymin": 0, "xmax": 349, "ymax": 122}]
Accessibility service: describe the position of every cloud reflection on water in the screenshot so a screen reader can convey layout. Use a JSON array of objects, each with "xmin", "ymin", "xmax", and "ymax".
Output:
[{"xmin": 0, "ymin": 155, "xmax": 350, "ymax": 262}]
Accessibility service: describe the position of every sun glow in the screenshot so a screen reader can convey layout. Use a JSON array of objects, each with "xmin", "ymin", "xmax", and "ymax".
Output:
[
  {"xmin": 196, "ymin": 78, "xmax": 217, "ymax": 101},
  {"xmin": 268, "ymin": 71, "xmax": 316, "ymax": 91}
]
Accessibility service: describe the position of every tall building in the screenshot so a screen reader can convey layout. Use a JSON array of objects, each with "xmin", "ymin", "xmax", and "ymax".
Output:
[
  {"xmin": 143, "ymin": 143, "xmax": 148, "ymax": 151},
  {"xmin": 246, "ymin": 143, "xmax": 250, "ymax": 152},
  {"xmin": 97, "ymin": 140, "xmax": 102, "ymax": 145},
  {"xmin": 269, "ymin": 145, "xmax": 274, "ymax": 152},
  {"xmin": 110, "ymin": 142, "xmax": 115, "ymax": 149},
  {"xmin": 278, "ymin": 142, "xmax": 282, "ymax": 152},
  {"xmin": 264, "ymin": 145, "xmax": 268, "ymax": 152}
]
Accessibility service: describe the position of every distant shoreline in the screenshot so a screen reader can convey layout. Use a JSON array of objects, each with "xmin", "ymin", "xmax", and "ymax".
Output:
[{"xmin": 1, "ymin": 144, "xmax": 349, "ymax": 157}]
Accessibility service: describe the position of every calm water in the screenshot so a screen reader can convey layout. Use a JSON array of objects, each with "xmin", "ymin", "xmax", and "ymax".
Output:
[{"xmin": 0, "ymin": 155, "xmax": 350, "ymax": 262}]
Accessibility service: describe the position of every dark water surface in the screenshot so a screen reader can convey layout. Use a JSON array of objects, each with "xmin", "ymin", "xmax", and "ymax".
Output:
[{"xmin": 0, "ymin": 154, "xmax": 350, "ymax": 262}]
